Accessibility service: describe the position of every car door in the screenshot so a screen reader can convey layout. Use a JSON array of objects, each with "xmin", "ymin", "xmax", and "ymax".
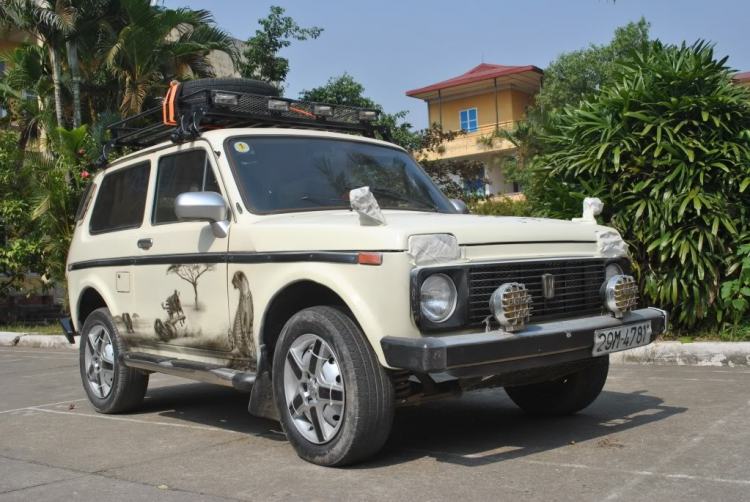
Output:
[
  {"xmin": 83, "ymin": 160, "xmax": 152, "ymax": 342},
  {"xmin": 130, "ymin": 146, "xmax": 234, "ymax": 355}
]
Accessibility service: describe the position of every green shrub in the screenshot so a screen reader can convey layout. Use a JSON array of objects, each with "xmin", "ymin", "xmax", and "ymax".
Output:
[
  {"xmin": 534, "ymin": 41, "xmax": 750, "ymax": 330},
  {"xmin": 469, "ymin": 197, "xmax": 538, "ymax": 217}
]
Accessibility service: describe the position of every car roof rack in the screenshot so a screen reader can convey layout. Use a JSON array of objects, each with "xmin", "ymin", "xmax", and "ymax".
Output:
[{"xmin": 99, "ymin": 83, "xmax": 393, "ymax": 167}]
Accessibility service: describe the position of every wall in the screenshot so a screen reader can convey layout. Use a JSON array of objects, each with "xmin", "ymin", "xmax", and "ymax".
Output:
[{"xmin": 426, "ymin": 87, "xmax": 533, "ymax": 131}]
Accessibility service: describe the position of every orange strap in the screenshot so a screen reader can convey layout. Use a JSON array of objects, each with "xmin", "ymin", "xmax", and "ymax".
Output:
[
  {"xmin": 162, "ymin": 81, "xmax": 180, "ymax": 126},
  {"xmin": 290, "ymin": 106, "xmax": 315, "ymax": 118}
]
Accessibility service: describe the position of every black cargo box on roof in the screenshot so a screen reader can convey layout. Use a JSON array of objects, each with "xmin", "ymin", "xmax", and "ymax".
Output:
[{"xmin": 99, "ymin": 78, "xmax": 391, "ymax": 167}]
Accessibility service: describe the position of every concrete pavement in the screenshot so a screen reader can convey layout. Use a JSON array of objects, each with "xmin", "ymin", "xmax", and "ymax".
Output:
[{"xmin": 1, "ymin": 346, "xmax": 749, "ymax": 501}]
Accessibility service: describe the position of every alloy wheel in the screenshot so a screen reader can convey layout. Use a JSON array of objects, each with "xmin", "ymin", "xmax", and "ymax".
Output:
[
  {"xmin": 283, "ymin": 333, "xmax": 345, "ymax": 444},
  {"xmin": 84, "ymin": 324, "xmax": 115, "ymax": 399}
]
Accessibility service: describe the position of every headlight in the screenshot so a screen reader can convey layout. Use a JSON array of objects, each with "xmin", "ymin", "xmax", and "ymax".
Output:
[
  {"xmin": 490, "ymin": 282, "xmax": 532, "ymax": 332},
  {"xmin": 602, "ymin": 275, "xmax": 638, "ymax": 318},
  {"xmin": 420, "ymin": 273, "xmax": 457, "ymax": 323},
  {"xmin": 605, "ymin": 263, "xmax": 623, "ymax": 280}
]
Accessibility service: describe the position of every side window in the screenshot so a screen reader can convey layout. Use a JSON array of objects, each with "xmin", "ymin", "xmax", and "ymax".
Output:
[
  {"xmin": 153, "ymin": 150, "xmax": 220, "ymax": 224},
  {"xmin": 459, "ymin": 108, "xmax": 478, "ymax": 133},
  {"xmin": 89, "ymin": 162, "xmax": 150, "ymax": 234}
]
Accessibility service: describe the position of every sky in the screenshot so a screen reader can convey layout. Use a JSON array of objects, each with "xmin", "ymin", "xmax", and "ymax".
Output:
[{"xmin": 163, "ymin": 0, "xmax": 750, "ymax": 129}]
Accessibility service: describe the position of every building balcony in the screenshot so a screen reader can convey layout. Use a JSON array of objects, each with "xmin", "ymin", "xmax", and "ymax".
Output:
[{"xmin": 422, "ymin": 121, "xmax": 516, "ymax": 161}]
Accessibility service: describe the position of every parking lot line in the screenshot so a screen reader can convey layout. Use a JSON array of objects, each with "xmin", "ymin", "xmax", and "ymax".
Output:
[
  {"xmin": 29, "ymin": 408, "xmax": 242, "ymax": 434},
  {"xmin": 0, "ymin": 398, "xmax": 90, "ymax": 415}
]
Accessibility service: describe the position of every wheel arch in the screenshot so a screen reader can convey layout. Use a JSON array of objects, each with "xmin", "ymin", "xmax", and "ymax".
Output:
[
  {"xmin": 259, "ymin": 280, "xmax": 356, "ymax": 367},
  {"xmin": 77, "ymin": 286, "xmax": 108, "ymax": 329}
]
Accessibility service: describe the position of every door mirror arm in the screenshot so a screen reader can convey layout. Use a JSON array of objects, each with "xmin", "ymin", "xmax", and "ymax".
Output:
[{"xmin": 174, "ymin": 191, "xmax": 230, "ymax": 238}]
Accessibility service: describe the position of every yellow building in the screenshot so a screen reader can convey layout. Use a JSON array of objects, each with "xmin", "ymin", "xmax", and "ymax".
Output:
[{"xmin": 406, "ymin": 63, "xmax": 543, "ymax": 196}]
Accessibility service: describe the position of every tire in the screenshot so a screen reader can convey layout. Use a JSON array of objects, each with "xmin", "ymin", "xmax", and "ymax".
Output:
[
  {"xmin": 178, "ymin": 77, "xmax": 278, "ymax": 108},
  {"xmin": 504, "ymin": 356, "xmax": 609, "ymax": 416},
  {"xmin": 272, "ymin": 306, "xmax": 395, "ymax": 466},
  {"xmin": 79, "ymin": 308, "xmax": 149, "ymax": 414}
]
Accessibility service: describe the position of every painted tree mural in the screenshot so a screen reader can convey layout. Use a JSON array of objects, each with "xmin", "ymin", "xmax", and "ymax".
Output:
[{"xmin": 166, "ymin": 264, "xmax": 215, "ymax": 310}]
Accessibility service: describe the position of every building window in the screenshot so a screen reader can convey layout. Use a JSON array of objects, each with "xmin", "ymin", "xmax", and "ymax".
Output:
[{"xmin": 459, "ymin": 108, "xmax": 478, "ymax": 133}]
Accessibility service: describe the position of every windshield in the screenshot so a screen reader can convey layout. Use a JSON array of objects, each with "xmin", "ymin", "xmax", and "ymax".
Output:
[{"xmin": 226, "ymin": 136, "xmax": 455, "ymax": 214}]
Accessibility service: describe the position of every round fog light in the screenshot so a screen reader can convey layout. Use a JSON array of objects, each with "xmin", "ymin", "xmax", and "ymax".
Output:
[
  {"xmin": 420, "ymin": 273, "xmax": 457, "ymax": 323},
  {"xmin": 605, "ymin": 263, "xmax": 624, "ymax": 280},
  {"xmin": 490, "ymin": 283, "xmax": 532, "ymax": 332},
  {"xmin": 602, "ymin": 275, "xmax": 638, "ymax": 318}
]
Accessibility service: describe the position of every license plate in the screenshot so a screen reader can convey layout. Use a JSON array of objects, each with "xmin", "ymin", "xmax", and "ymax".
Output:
[{"xmin": 592, "ymin": 321, "xmax": 652, "ymax": 356}]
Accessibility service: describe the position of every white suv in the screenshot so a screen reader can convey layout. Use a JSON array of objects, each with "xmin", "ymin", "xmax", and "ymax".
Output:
[{"xmin": 62, "ymin": 78, "xmax": 668, "ymax": 466}]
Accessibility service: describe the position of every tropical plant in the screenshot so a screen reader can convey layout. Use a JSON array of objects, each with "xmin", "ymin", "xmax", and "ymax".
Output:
[
  {"xmin": 468, "ymin": 196, "xmax": 537, "ymax": 217},
  {"xmin": 478, "ymin": 115, "xmax": 544, "ymax": 191},
  {"xmin": 535, "ymin": 40, "xmax": 750, "ymax": 329},
  {"xmin": 0, "ymin": 0, "xmax": 75, "ymax": 126},
  {"xmin": 0, "ymin": 44, "xmax": 58, "ymax": 150},
  {"xmin": 102, "ymin": 0, "xmax": 238, "ymax": 116},
  {"xmin": 240, "ymin": 5, "xmax": 322, "ymax": 89}
]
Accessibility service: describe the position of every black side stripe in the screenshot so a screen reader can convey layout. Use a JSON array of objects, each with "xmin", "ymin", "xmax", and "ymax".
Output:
[{"xmin": 68, "ymin": 251, "xmax": 360, "ymax": 271}]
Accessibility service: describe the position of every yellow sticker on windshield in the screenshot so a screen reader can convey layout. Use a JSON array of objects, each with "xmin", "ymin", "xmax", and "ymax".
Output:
[{"xmin": 234, "ymin": 141, "xmax": 252, "ymax": 153}]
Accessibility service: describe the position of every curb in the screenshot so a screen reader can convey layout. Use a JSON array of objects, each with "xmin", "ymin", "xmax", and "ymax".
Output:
[
  {"xmin": 0, "ymin": 332, "xmax": 76, "ymax": 349},
  {"xmin": 610, "ymin": 341, "xmax": 750, "ymax": 367}
]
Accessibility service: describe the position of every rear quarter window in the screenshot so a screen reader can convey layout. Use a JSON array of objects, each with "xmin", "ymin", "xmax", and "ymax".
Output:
[{"xmin": 89, "ymin": 161, "xmax": 151, "ymax": 234}]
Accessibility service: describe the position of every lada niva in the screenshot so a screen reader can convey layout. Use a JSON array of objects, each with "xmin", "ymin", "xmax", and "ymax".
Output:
[{"xmin": 62, "ymin": 78, "xmax": 668, "ymax": 466}]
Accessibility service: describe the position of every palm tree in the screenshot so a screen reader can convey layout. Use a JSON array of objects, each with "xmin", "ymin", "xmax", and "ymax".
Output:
[
  {"xmin": 0, "ymin": 44, "xmax": 57, "ymax": 150},
  {"xmin": 0, "ymin": 0, "xmax": 74, "ymax": 127},
  {"xmin": 101, "ymin": 0, "xmax": 238, "ymax": 116}
]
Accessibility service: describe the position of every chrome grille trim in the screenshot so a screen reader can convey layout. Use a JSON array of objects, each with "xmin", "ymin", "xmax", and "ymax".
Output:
[{"xmin": 468, "ymin": 259, "xmax": 608, "ymax": 327}]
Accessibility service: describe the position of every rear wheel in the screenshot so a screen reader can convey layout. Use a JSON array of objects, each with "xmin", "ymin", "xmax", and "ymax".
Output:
[
  {"xmin": 272, "ymin": 306, "xmax": 394, "ymax": 466},
  {"xmin": 79, "ymin": 308, "xmax": 149, "ymax": 414},
  {"xmin": 504, "ymin": 356, "xmax": 609, "ymax": 416}
]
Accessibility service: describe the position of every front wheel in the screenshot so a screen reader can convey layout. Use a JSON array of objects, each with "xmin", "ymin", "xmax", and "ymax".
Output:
[
  {"xmin": 80, "ymin": 308, "xmax": 149, "ymax": 414},
  {"xmin": 504, "ymin": 356, "xmax": 609, "ymax": 416},
  {"xmin": 272, "ymin": 306, "xmax": 394, "ymax": 466}
]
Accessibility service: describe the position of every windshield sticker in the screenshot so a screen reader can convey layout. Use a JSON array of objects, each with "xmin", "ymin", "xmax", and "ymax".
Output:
[{"xmin": 234, "ymin": 141, "xmax": 253, "ymax": 154}]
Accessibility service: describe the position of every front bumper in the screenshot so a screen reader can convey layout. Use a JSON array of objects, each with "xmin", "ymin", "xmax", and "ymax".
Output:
[{"xmin": 381, "ymin": 307, "xmax": 668, "ymax": 378}]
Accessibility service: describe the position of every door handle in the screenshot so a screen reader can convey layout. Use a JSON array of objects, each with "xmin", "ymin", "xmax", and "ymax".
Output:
[{"xmin": 137, "ymin": 238, "xmax": 153, "ymax": 250}]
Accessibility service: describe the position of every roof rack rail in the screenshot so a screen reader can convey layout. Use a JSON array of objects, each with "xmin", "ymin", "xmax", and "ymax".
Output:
[{"xmin": 98, "ymin": 84, "xmax": 393, "ymax": 167}]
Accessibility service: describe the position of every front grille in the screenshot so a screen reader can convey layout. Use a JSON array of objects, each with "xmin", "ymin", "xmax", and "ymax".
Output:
[{"xmin": 468, "ymin": 259, "xmax": 607, "ymax": 328}]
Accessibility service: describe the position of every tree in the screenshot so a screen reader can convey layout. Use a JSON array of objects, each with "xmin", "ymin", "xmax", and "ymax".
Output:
[
  {"xmin": 536, "ymin": 18, "xmax": 651, "ymax": 111},
  {"xmin": 240, "ymin": 5, "xmax": 322, "ymax": 88},
  {"xmin": 534, "ymin": 40, "xmax": 750, "ymax": 330},
  {"xmin": 0, "ymin": 0, "xmax": 75, "ymax": 127},
  {"xmin": 102, "ymin": 0, "xmax": 238, "ymax": 116},
  {"xmin": 166, "ymin": 264, "xmax": 216, "ymax": 310}
]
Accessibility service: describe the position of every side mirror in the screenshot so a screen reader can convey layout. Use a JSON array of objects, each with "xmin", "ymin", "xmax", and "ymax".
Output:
[
  {"xmin": 449, "ymin": 199, "xmax": 470, "ymax": 214},
  {"xmin": 175, "ymin": 191, "xmax": 230, "ymax": 238}
]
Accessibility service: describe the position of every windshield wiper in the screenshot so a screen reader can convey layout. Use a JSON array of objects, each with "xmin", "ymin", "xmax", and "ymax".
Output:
[
  {"xmin": 346, "ymin": 185, "xmax": 438, "ymax": 211},
  {"xmin": 301, "ymin": 196, "xmax": 350, "ymax": 207}
]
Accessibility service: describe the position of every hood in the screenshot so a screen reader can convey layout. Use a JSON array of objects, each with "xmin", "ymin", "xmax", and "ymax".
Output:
[{"xmin": 246, "ymin": 210, "xmax": 611, "ymax": 253}]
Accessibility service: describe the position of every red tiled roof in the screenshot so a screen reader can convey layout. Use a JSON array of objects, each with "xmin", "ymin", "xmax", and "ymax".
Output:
[
  {"xmin": 406, "ymin": 63, "xmax": 543, "ymax": 97},
  {"xmin": 734, "ymin": 71, "xmax": 750, "ymax": 83}
]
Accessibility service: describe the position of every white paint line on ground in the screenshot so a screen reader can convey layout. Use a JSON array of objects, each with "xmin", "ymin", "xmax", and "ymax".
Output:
[
  {"xmin": 604, "ymin": 391, "xmax": 750, "ymax": 500},
  {"xmin": 19, "ymin": 369, "xmax": 79, "ymax": 379},
  {"xmin": 0, "ymin": 349, "xmax": 77, "ymax": 356},
  {"xmin": 0, "ymin": 359, "xmax": 25, "ymax": 363},
  {"xmin": 519, "ymin": 459, "xmax": 750, "ymax": 486},
  {"xmin": 0, "ymin": 398, "xmax": 90, "ymax": 415},
  {"xmin": 608, "ymin": 376, "xmax": 740, "ymax": 383},
  {"xmin": 393, "ymin": 447, "xmax": 750, "ymax": 487},
  {"xmin": 28, "ymin": 408, "xmax": 242, "ymax": 434}
]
